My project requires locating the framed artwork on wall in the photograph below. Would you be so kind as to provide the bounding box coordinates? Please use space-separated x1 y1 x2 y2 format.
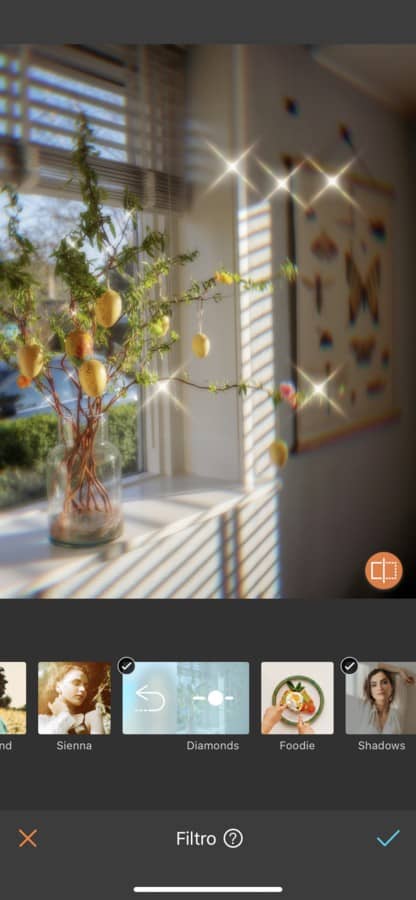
286 157 398 450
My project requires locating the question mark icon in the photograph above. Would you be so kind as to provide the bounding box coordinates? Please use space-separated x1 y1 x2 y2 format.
223 827 244 848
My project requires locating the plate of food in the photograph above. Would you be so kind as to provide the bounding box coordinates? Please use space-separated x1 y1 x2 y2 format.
272 675 324 725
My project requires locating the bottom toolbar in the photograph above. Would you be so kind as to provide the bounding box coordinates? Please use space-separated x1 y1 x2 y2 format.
2 809 411 899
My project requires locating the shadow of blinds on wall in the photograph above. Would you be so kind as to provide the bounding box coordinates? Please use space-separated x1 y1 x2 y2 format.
0 44 187 211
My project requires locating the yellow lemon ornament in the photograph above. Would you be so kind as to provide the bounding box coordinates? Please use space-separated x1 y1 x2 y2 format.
192 332 210 359
95 289 122 328
65 329 94 359
79 359 107 397
17 343 44 378
269 439 289 468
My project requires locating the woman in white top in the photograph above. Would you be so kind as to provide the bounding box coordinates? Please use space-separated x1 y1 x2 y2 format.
357 664 415 735
38 664 105 735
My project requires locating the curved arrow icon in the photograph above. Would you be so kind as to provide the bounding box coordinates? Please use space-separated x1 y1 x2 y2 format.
136 684 166 712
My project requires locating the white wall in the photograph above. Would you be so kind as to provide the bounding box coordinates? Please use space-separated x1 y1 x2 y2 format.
178 45 242 482
245 45 416 598
177 44 416 598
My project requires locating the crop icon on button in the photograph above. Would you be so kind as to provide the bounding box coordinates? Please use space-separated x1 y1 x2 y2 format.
365 552 403 590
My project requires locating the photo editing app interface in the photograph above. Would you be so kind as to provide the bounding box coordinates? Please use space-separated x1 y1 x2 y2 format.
2 599 416 899
1 32 416 900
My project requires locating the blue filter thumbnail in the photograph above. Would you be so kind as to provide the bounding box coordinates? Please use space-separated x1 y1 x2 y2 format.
122 662 249 735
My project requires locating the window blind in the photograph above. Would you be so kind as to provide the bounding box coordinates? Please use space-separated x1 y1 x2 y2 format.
0 44 187 211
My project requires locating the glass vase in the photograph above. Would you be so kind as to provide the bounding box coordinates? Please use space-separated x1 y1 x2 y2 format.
46 412 123 548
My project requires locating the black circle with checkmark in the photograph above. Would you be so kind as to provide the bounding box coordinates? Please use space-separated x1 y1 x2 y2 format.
340 657 358 675
117 657 136 675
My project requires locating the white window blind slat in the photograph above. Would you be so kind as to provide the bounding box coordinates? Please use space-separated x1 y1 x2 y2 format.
0 44 187 211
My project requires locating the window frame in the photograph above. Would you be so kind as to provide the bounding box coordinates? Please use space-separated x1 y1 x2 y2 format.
0 189 171 507
0 41 189 506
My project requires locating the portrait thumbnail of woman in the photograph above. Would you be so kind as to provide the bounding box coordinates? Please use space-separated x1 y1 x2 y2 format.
0 662 27 734
38 662 111 735
346 662 416 735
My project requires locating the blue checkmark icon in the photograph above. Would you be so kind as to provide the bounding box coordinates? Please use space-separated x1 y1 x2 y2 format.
377 829 400 848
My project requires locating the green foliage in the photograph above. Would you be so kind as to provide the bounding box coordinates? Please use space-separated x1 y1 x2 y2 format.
0 403 138 507
135 368 158 386
0 466 46 508
0 333 13 362
70 114 113 249
279 258 298 283
271 388 283 407
0 116 298 491
139 228 166 258
0 186 37 268
0 405 137 472
107 403 138 474
0 413 58 468
0 186 39 335
53 238 101 305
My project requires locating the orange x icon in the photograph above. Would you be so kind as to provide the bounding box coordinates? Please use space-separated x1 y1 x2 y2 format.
18 828 38 848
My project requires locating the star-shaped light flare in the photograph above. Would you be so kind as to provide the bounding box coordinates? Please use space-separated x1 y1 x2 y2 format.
306 156 359 208
295 364 348 418
255 155 361 212
136 364 190 417
206 142 258 193
256 157 308 207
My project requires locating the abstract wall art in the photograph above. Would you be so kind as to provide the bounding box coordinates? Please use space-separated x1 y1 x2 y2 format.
287 159 396 449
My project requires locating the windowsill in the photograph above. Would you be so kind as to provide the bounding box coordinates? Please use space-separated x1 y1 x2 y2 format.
0 473 282 599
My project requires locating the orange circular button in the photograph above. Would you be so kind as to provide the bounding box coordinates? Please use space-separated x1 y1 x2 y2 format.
365 551 403 590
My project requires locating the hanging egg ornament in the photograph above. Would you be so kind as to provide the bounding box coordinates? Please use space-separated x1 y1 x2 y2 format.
192 332 210 359
65 329 94 359
269 439 289 468
95 289 122 328
17 343 44 378
16 374 32 389
79 359 108 397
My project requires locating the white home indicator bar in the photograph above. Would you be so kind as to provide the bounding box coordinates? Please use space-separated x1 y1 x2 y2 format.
133 889 283 894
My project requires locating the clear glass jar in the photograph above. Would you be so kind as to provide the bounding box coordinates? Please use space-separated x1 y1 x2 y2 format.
46 413 123 547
